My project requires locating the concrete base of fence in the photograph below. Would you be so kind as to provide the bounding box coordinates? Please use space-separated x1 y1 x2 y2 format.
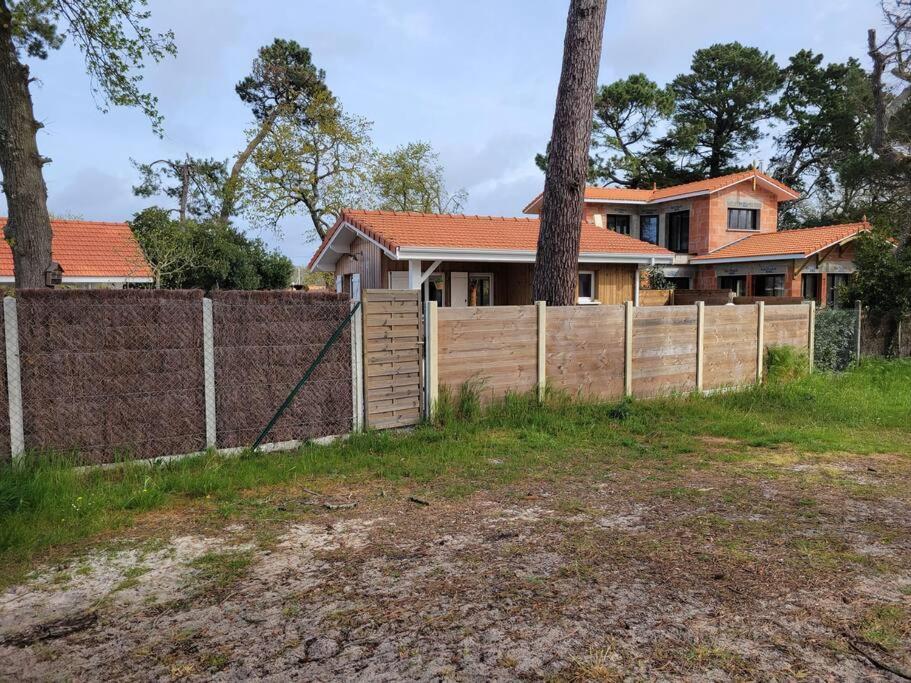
74 434 350 472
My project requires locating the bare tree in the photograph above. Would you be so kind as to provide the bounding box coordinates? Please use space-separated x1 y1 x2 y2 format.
868 0 911 248
532 0 608 305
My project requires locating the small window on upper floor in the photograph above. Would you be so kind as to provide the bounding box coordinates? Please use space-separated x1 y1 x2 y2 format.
606 215 630 235
728 208 759 230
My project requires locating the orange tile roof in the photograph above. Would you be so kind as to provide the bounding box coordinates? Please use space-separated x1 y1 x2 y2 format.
310 209 672 268
0 218 153 279
522 169 799 213
690 223 868 262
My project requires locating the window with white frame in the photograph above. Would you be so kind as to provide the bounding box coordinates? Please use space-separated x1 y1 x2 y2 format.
577 271 596 303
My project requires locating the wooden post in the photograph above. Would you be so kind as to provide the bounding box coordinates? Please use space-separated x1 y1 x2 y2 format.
3 297 24 463
424 300 439 418
624 300 634 397
807 300 816 372
695 301 705 392
756 301 765 384
855 300 862 362
536 300 546 402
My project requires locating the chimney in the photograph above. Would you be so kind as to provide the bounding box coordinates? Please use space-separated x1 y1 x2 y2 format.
593 214 605 228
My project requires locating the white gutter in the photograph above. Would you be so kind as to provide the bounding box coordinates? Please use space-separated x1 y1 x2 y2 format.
690 254 804 265
0 276 154 284
395 247 673 264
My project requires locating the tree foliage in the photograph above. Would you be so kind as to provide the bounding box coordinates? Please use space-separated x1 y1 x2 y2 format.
668 42 782 178
8 0 176 133
373 142 467 213
244 93 374 239
131 156 227 222
129 207 292 291
843 231 911 317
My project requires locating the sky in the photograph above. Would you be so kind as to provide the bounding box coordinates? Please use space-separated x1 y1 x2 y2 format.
1 0 886 266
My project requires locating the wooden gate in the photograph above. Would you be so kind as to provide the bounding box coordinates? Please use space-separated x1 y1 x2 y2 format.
362 289 423 429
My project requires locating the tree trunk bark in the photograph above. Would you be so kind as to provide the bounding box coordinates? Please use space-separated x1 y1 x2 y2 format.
532 0 607 305
0 1 53 288
219 108 280 223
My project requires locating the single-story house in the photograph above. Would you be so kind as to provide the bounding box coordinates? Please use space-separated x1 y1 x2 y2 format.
0 218 153 287
308 209 674 306
690 222 868 306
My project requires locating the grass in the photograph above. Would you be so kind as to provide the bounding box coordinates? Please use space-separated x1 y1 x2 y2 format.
0 358 909 587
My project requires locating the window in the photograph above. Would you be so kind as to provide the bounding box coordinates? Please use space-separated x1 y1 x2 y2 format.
827 273 850 308
577 271 596 303
728 208 759 230
666 276 691 290
606 214 631 235
667 211 690 253
640 215 658 244
754 274 785 297
468 274 492 306
424 273 445 306
801 274 820 302
718 275 746 296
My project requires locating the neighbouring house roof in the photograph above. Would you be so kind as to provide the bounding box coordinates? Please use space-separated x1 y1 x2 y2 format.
690 222 869 264
309 209 674 271
522 169 800 213
0 218 154 283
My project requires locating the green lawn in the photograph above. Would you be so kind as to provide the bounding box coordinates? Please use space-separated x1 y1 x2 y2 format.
1 358 909 587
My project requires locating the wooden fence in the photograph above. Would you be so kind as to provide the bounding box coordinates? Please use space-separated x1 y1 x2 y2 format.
362 289 423 429
425 301 813 406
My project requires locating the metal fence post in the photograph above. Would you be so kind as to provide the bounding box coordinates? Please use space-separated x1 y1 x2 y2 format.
424 300 438 419
808 300 816 372
352 299 365 430
202 298 217 449
756 301 765 384
624 300 634 397
855 300 862 362
695 301 705 392
535 301 546 403
3 297 24 463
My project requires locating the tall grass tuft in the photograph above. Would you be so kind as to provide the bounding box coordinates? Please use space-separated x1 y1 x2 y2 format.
765 345 810 384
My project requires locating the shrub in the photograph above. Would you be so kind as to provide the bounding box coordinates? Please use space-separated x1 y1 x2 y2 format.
814 308 857 371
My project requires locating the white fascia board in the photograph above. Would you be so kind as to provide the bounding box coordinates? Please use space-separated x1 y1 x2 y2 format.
396 247 672 265
310 221 397 272
583 198 649 206
64 276 155 284
691 254 802 265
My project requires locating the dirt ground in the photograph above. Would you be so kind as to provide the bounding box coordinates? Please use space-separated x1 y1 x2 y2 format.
1 445 910 681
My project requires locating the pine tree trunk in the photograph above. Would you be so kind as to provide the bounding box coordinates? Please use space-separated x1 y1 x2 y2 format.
0 1 54 288
532 0 607 305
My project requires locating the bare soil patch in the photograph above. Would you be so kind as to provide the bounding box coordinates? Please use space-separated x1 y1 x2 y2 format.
1 448 910 681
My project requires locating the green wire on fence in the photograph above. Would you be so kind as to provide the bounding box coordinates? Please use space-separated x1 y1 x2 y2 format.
251 301 361 452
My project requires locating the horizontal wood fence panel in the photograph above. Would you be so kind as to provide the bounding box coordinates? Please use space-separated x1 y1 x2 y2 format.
545 305 626 399
438 305 537 401
764 305 810 352
363 290 423 429
703 305 759 390
632 306 697 398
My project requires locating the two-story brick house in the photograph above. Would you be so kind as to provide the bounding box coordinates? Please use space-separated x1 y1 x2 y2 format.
523 169 867 306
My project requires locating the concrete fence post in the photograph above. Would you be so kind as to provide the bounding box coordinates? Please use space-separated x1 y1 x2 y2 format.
756 301 765 384
202 298 217 449
535 301 546 403
3 297 25 463
695 301 705 392
808 300 816 372
423 300 438 419
855 300 863 362
351 299 365 430
624 300 634 397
